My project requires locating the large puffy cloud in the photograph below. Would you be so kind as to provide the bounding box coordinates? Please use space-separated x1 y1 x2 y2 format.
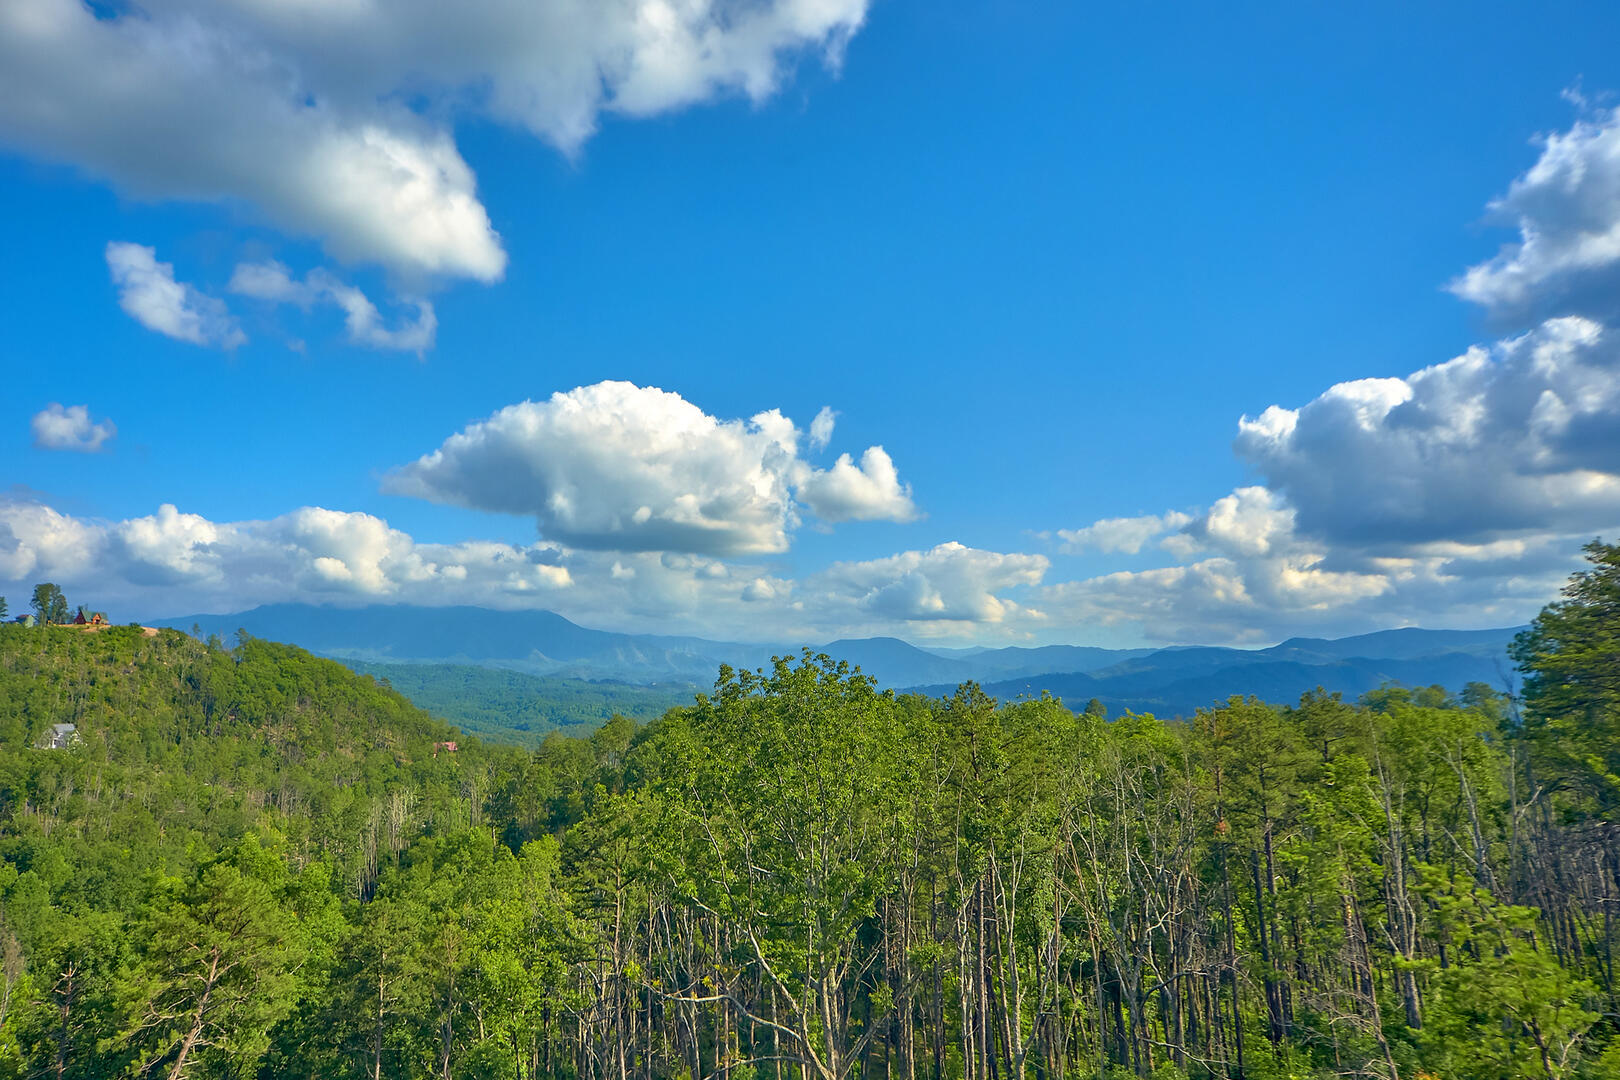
6 6 503 282
1093 105 1620 643
147 0 867 149
384 381 918 555
1234 316 1620 547
1040 313 1620 643
386 383 805 555
116 504 227 586
31 404 116 453
0 0 867 281
1450 105 1620 323
106 243 244 348
1048 309 1620 644
0 500 99 583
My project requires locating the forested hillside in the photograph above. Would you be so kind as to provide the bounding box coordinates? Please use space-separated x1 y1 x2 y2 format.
1 546 1619 1079
346 661 695 745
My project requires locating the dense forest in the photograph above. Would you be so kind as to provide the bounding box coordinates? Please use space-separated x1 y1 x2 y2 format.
1 544 1619 1079
344 661 694 746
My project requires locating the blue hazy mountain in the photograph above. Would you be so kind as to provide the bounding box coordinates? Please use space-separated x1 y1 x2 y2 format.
1269 626 1519 661
152 606 1151 687
151 604 1524 717
912 626 1524 716
153 604 769 683
920 643 1159 677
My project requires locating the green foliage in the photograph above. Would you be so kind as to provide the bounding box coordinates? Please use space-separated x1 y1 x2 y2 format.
29 583 67 625
10 911 129 1080
347 660 694 745
1513 540 1620 810
0 550 1617 1079
119 837 318 1078
1419 868 1599 1080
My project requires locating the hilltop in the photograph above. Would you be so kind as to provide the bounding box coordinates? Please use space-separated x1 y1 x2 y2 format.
0 622 517 888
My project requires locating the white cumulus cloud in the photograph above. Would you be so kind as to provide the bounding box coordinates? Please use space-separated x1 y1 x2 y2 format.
384 381 918 555
1195 488 1296 558
106 242 244 348
797 446 918 524
1234 316 1620 547
0 497 576 612
0 496 1053 642
0 500 98 583
811 542 1047 623
1044 311 1620 643
31 403 116 453
1451 104 1620 323
1054 302 1620 644
0 0 867 282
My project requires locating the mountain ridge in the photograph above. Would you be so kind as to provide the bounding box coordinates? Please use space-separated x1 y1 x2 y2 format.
150 603 1526 719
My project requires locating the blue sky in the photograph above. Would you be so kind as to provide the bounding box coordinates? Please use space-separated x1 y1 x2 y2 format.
5 0 1620 646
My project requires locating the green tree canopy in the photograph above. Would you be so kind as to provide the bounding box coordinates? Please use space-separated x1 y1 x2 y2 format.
1511 540 1620 810
30 583 67 625
120 838 316 1079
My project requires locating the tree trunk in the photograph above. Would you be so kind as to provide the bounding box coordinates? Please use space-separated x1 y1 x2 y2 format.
166 947 220 1080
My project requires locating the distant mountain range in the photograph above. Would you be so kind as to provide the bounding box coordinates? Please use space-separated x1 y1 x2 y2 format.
152 604 1526 720
152 604 1159 688
910 629 1523 717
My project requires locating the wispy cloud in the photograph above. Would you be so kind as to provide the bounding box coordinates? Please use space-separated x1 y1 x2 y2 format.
1056 511 1194 555
230 261 436 353
105 242 243 348
809 406 838 451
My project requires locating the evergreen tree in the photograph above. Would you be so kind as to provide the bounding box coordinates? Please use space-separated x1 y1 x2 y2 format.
1512 539 1620 811
119 839 312 1079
